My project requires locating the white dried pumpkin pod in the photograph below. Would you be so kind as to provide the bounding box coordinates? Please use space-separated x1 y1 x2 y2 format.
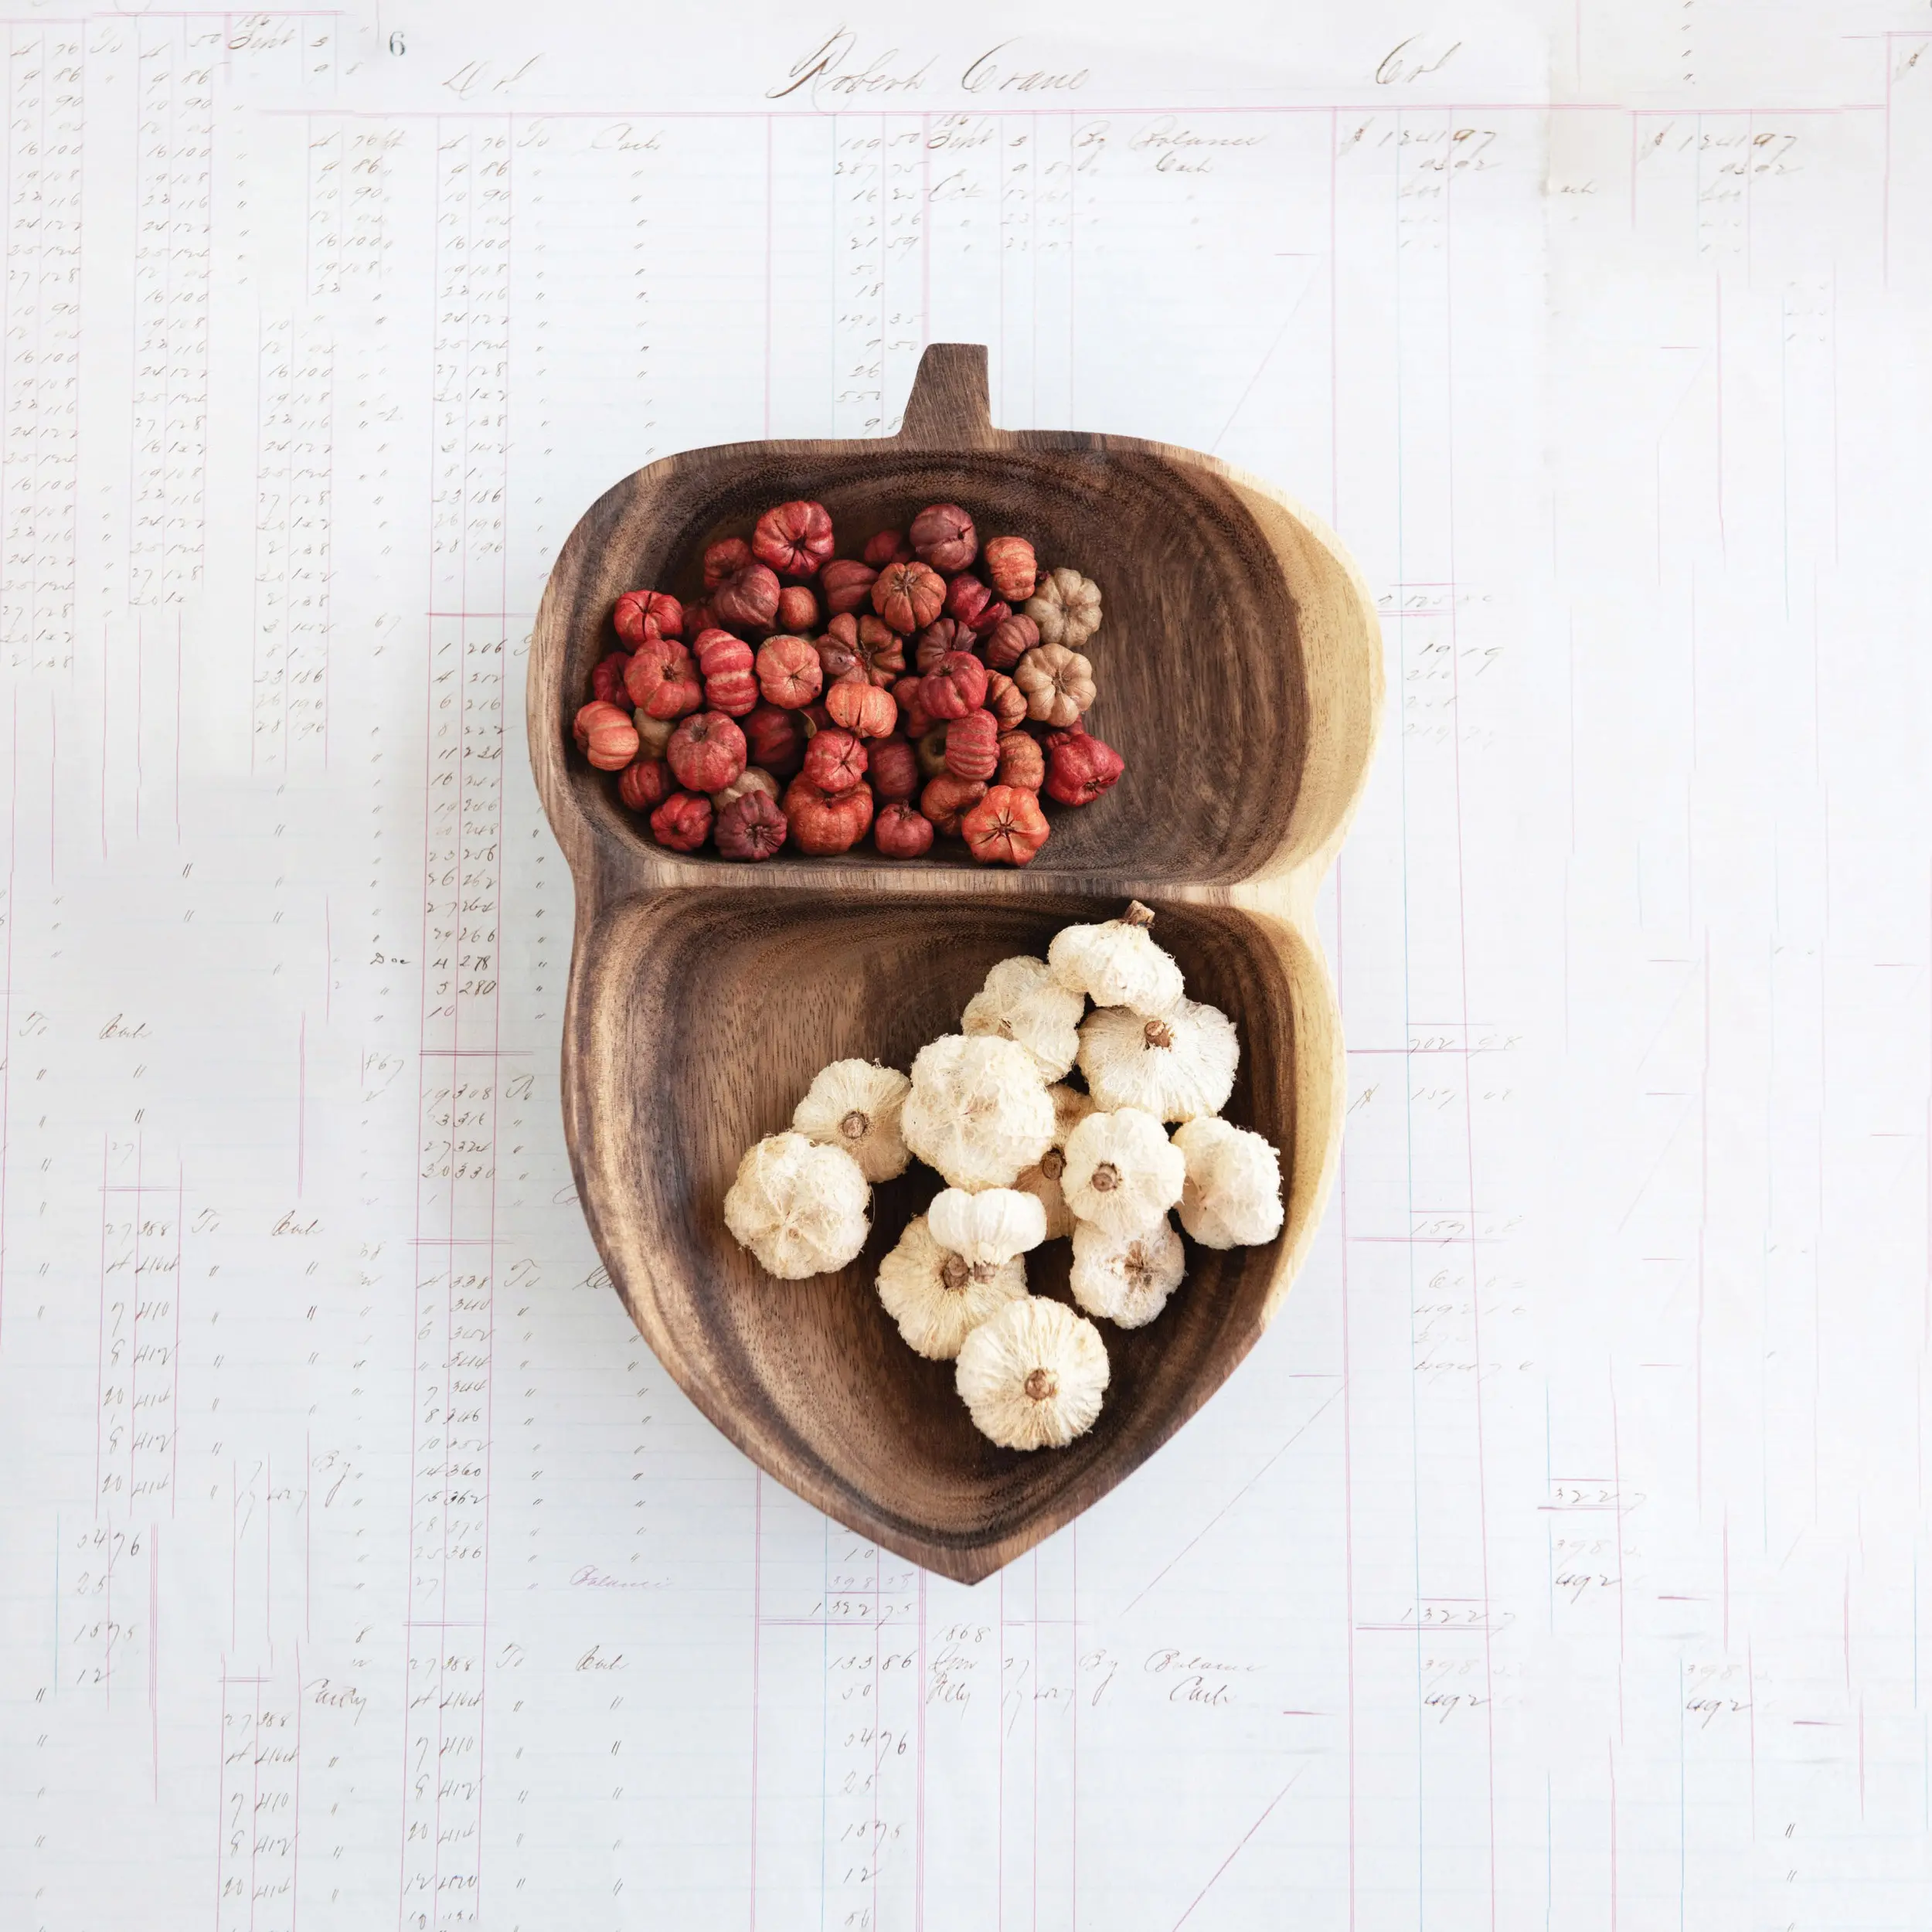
1077 997 1238 1123
955 1296 1110 1450
900 1033 1055 1192
1069 1215 1186 1328
927 1186 1048 1266
1022 566 1102 651
1172 1116 1284 1249
961 954 1086 1080
791 1058 912 1182
1047 902 1184 1014
723 1131 870 1279
1061 1107 1185 1237
876 1214 1026 1360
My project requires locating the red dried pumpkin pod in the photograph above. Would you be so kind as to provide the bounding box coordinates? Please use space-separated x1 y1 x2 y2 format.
714 789 789 862
968 597 1009 638
801 726 869 796
852 615 906 685
873 801 934 859
713 563 783 634
1043 726 1124 806
915 724 951 781
820 557 879 617
776 584 820 634
920 651 987 722
576 700 640 770
591 651 632 706
783 777 874 856
751 499 835 580
995 730 1046 791
625 636 702 719
983 611 1039 672
962 784 1050 866
649 790 713 853
918 773 985 839
984 670 1028 732
814 631 862 684
864 528 915 568
685 599 717 634
910 502 978 573
943 573 993 628
981 536 1037 603
915 617 975 674
743 704 807 779
756 634 823 710
871 560 946 634
867 736 919 802
618 757 674 812
826 678 898 740
702 537 753 590
666 711 747 794
945 709 1000 784
695 629 759 717
614 589 683 645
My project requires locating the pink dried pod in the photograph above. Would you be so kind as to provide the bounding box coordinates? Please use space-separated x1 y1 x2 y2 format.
981 536 1037 603
915 617 976 674
867 736 919 802
756 634 824 710
751 499 835 579
666 711 748 794
649 790 713 852
871 560 946 634
576 701 640 770
713 562 783 634
910 502 978 574
1043 726 1124 806
783 777 874 855
945 709 1000 784
995 731 1045 791
714 790 789 862
863 529 915 569
873 801 934 859
983 611 1039 672
801 726 869 797
618 758 673 812
820 557 879 617
624 638 702 721
825 678 898 740
743 704 807 779
984 670 1028 732
591 652 632 706
696 629 759 717
920 651 988 722
614 589 683 645
775 584 820 634
702 537 753 589
918 774 985 839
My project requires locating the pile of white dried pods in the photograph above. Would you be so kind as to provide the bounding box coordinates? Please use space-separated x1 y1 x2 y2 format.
721 903 1286 1451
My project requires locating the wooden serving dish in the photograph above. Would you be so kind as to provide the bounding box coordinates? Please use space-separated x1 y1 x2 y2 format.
528 344 1381 1583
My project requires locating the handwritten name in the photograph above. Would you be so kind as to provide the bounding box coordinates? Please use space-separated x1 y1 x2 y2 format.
769 32 1087 107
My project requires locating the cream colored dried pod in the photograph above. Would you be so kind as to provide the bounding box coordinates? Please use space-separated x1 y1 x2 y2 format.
1061 1107 1185 1238
954 1296 1111 1451
1014 1145 1075 1240
1172 1116 1285 1249
1046 902 1184 1014
962 955 1085 1080
1022 566 1102 650
927 1186 1047 1266
635 713 676 758
900 1033 1055 1191
791 1058 912 1183
1077 997 1238 1124
722 1131 870 1280
711 765 781 811
876 1214 1026 1361
1070 1216 1186 1329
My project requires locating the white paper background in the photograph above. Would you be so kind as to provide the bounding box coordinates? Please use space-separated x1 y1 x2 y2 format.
2 2 1930 1924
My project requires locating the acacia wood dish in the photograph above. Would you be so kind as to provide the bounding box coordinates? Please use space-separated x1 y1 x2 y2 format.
528 344 1382 1583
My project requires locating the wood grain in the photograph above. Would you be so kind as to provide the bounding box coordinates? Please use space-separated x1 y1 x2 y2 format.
527 344 1383 1583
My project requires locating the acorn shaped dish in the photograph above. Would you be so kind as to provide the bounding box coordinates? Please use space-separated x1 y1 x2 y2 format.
528 344 1382 1583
